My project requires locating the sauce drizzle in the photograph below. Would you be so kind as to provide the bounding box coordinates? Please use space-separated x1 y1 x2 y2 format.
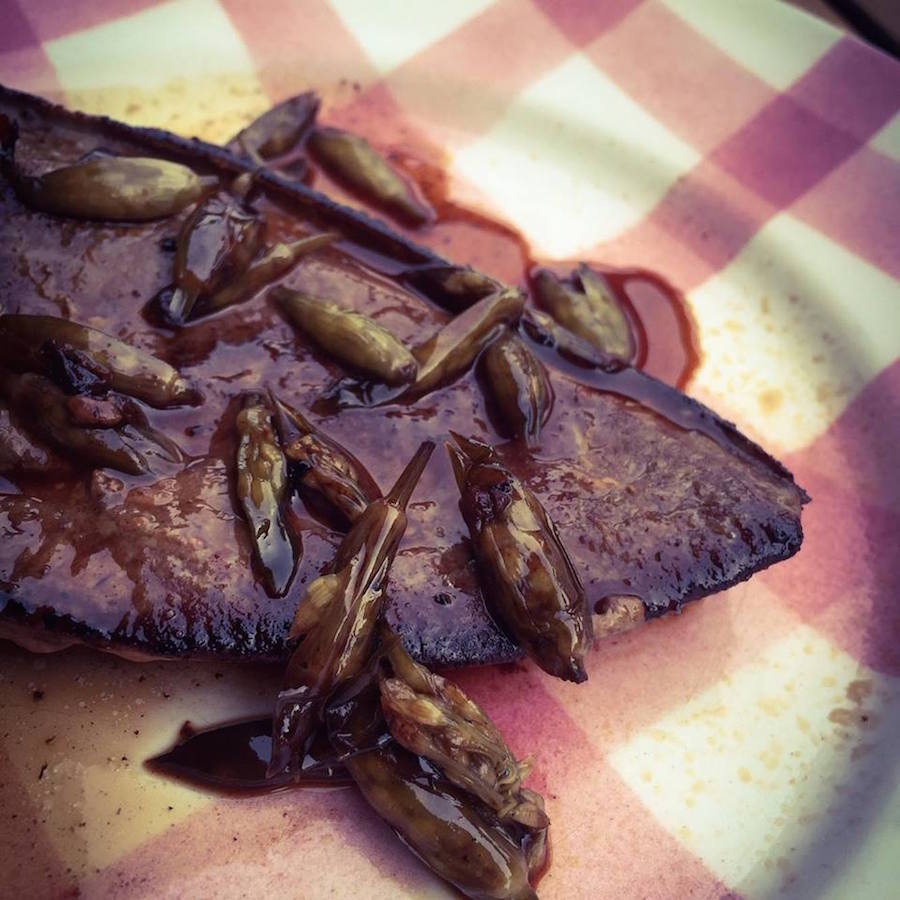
146 716 350 795
313 144 701 390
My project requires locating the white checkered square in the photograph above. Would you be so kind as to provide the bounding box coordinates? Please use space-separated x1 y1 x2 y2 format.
328 0 496 75
662 0 839 90
44 0 264 141
609 624 900 899
688 212 900 452
452 53 700 257
870 112 900 163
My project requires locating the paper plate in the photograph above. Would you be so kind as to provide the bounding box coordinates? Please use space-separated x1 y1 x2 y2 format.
1 1 898 898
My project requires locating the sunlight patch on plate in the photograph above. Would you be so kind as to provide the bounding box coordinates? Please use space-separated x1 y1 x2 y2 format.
608 623 900 899
661 0 839 90
0 643 284 876
44 0 266 142
45 0 256 91
688 212 900 452
451 53 700 257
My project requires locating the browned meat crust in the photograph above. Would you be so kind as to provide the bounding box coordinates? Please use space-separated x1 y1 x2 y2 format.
0 85 807 667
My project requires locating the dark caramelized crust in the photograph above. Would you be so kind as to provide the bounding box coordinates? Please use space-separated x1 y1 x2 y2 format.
0 86 807 667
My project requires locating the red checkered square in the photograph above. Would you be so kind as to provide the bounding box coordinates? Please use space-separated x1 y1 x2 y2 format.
594 158 776 292
649 159 777 274
790 37 900 143
711 93 860 209
0 45 61 99
532 0 642 47
792 146 900 280
710 37 899 210
219 0 379 102
1 0 41 53
0 0 60 97
587 0 775 154
321 81 409 144
785 359 899 514
586 213 712 293
20 0 157 43
384 0 574 141
83 788 450 897
761 360 900 675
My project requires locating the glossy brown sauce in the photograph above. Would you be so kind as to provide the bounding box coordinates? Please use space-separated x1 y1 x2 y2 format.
310 149 782 494
146 716 350 794
311 146 700 389
305 138 793 511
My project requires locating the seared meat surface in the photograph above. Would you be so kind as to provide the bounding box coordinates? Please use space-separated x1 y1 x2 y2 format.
0 86 807 666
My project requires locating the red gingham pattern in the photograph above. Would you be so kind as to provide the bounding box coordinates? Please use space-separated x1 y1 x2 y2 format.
760 360 900 676
587 2 776 154
380 0 577 140
17 0 159 43
792 145 900 278
1 1 898 897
